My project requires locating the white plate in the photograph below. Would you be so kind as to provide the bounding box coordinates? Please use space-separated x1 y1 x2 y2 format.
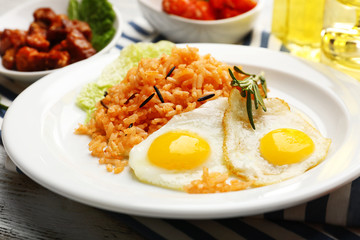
0 0 123 82
2 44 360 219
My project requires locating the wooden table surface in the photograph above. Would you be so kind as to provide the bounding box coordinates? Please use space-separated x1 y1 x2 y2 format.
0 161 144 239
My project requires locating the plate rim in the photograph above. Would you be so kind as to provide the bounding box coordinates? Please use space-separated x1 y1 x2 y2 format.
2 44 360 219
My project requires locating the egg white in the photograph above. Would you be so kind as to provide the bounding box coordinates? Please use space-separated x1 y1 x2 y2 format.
129 97 229 191
223 89 331 186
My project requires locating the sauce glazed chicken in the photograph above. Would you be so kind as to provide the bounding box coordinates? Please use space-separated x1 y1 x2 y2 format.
0 8 96 72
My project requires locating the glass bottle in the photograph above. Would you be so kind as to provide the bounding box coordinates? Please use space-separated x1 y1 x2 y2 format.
272 0 326 61
321 0 360 80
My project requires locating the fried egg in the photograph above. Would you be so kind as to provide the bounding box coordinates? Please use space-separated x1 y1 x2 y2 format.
128 97 229 191
223 89 331 186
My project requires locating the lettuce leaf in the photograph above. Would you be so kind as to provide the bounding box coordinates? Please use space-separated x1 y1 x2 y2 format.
67 0 115 51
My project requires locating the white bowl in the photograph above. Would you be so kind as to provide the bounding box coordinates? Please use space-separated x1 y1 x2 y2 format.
0 0 123 82
137 0 262 43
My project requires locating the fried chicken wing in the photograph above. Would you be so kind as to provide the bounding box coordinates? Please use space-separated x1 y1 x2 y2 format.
52 39 68 52
33 8 57 26
0 29 27 56
1 7 96 71
15 46 70 71
47 49 71 69
47 14 70 42
2 48 17 69
15 46 44 71
26 22 50 51
66 29 96 62
47 15 93 43
71 20 92 41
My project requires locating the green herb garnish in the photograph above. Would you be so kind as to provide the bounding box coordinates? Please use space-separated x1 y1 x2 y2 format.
68 0 116 51
228 66 267 130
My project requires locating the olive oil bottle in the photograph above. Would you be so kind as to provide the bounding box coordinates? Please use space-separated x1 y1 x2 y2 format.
271 0 288 42
321 0 360 80
272 0 326 61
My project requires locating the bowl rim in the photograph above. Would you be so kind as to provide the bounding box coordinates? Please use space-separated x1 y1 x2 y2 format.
138 0 263 25
0 0 123 80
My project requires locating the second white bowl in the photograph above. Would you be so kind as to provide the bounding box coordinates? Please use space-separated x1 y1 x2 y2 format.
137 0 263 43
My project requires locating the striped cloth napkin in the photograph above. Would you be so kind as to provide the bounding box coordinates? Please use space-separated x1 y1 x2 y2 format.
1 17 360 239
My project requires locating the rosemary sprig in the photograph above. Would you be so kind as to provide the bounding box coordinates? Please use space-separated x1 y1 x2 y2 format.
228 66 267 130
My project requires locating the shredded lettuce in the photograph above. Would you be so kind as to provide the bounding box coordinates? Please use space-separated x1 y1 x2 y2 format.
76 41 175 122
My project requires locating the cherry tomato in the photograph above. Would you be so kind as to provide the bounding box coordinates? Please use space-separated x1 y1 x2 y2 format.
209 0 225 9
163 0 215 20
219 7 243 19
162 0 257 20
162 0 191 16
190 1 216 20
224 0 257 13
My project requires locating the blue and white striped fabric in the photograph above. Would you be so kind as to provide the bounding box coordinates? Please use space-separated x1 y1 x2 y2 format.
1 17 360 239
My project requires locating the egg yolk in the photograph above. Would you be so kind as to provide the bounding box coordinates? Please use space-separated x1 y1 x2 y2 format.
147 131 210 170
260 128 315 165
